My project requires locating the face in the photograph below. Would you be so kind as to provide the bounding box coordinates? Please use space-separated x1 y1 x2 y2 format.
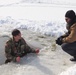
65 17 71 24
14 33 21 42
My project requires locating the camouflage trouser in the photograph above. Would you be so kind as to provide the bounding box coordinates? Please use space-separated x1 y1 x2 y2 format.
61 42 76 57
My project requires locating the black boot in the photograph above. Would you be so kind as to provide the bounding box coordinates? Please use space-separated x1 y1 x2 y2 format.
5 59 11 64
70 56 76 61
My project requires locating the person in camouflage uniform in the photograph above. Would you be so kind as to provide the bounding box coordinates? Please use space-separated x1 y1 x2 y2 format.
5 29 39 63
56 10 76 61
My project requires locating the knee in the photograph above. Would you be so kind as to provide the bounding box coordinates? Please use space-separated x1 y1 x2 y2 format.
61 44 68 51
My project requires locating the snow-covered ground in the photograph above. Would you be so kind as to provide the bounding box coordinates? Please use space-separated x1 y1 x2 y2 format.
0 30 75 75
0 16 66 37
0 4 76 37
0 0 76 6
59 65 76 75
0 0 76 75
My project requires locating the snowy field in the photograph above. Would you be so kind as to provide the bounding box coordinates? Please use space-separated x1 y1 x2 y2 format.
0 0 76 75
0 5 76 37
0 0 76 6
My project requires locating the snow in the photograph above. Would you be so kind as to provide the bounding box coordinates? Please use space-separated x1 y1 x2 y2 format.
0 4 71 37
0 0 76 75
0 0 21 5
59 65 76 75
0 51 55 75
0 16 67 37
0 0 76 6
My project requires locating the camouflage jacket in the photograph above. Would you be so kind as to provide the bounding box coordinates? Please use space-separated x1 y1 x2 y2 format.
5 37 34 61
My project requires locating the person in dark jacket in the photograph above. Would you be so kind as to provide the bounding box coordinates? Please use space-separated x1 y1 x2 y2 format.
5 29 39 63
56 10 76 61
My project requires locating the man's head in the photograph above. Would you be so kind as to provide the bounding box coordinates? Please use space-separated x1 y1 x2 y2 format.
65 10 76 24
12 29 21 41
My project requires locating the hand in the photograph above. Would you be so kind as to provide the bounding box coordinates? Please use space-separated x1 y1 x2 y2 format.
35 49 39 54
56 37 63 45
16 56 20 62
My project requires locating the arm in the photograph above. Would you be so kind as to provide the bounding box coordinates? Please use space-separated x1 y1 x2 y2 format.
61 32 70 38
21 38 35 53
5 41 16 61
62 24 76 43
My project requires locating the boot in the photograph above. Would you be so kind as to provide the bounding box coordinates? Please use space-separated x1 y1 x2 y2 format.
70 56 76 61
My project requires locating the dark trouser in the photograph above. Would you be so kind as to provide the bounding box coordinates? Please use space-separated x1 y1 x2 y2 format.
61 42 76 57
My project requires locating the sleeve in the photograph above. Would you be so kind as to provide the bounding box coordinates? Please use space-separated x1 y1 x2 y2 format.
61 32 69 38
5 41 16 61
62 24 76 43
21 38 35 53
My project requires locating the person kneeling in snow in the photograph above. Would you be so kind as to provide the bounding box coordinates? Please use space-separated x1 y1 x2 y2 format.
5 29 39 64
56 10 76 61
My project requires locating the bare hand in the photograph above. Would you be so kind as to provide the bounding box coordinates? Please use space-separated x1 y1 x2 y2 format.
35 49 39 54
16 56 20 62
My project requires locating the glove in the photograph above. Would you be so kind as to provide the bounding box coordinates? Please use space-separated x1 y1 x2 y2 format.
56 37 63 45
16 56 20 62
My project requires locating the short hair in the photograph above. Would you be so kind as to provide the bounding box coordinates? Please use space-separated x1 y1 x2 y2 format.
12 29 21 36
65 10 76 20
